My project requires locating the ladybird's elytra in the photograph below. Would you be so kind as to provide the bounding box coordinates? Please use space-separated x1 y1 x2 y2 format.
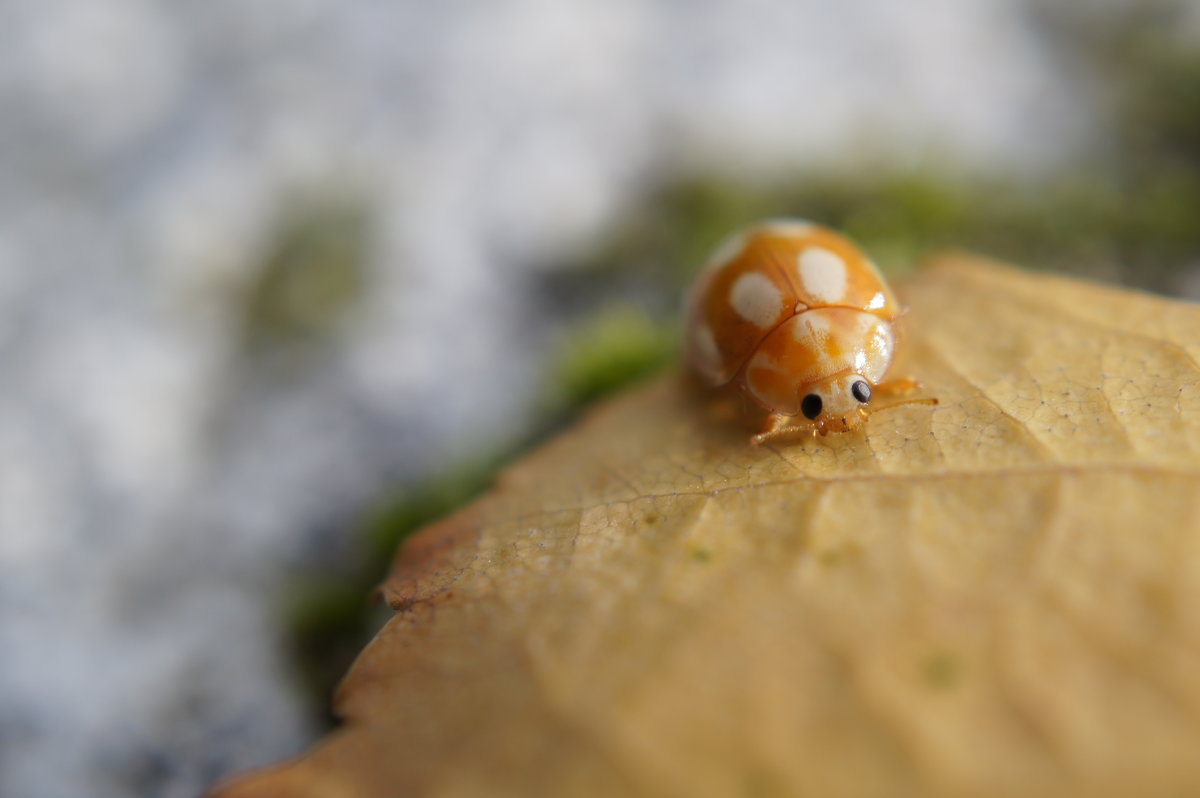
684 219 935 444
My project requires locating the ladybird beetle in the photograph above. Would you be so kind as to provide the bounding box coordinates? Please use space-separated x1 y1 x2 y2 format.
685 219 935 444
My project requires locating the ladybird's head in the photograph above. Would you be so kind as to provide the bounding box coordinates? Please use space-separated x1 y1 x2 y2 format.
797 373 874 434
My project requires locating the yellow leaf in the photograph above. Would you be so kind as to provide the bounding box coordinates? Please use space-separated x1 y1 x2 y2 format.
215 255 1200 798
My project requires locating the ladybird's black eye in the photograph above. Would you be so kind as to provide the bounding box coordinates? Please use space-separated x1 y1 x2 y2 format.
852 380 872 404
801 393 823 420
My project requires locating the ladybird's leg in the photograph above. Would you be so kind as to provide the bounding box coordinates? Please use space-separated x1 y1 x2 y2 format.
750 413 816 446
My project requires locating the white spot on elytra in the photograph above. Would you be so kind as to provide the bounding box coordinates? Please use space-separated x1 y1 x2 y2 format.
792 311 831 346
747 349 785 376
791 312 836 371
798 247 848 304
867 291 887 310
730 272 783 328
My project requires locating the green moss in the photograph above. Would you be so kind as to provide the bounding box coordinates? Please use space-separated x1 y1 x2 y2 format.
241 199 371 346
549 305 678 412
362 459 502 564
284 578 381 721
581 134 1200 297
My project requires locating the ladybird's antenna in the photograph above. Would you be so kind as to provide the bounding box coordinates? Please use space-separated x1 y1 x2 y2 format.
864 396 939 417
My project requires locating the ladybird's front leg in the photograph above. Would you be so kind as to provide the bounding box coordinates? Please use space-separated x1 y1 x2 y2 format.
750 413 816 447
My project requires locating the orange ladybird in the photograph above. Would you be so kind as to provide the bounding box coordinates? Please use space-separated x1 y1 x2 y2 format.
685 219 935 444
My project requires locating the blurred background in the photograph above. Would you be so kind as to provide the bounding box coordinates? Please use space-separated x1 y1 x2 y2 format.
2 1 1199 796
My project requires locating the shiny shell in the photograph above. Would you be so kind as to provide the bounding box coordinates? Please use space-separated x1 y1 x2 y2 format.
685 220 900 418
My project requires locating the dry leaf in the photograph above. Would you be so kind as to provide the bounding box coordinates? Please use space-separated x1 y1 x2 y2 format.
215 254 1200 798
